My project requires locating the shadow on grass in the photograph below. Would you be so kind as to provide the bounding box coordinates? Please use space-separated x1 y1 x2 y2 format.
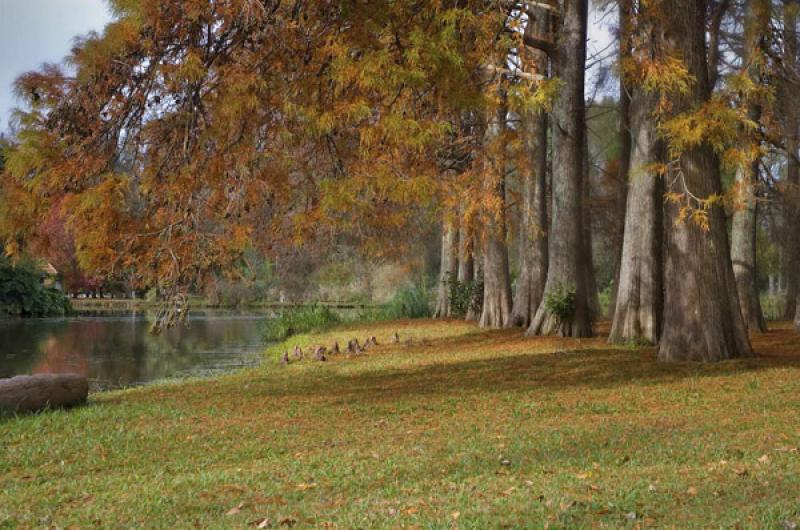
247 326 800 404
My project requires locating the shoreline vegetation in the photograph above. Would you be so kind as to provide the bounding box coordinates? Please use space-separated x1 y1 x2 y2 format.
2 319 799 528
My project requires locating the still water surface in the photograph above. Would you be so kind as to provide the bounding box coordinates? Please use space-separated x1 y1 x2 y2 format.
0 311 267 390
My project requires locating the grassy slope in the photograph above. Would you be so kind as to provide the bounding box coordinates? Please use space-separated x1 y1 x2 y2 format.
1 320 799 529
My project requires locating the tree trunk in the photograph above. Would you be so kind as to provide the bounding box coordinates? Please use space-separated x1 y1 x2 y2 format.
479 106 513 328
511 111 549 327
731 0 768 333
795 292 800 331
609 89 663 345
583 132 600 319
731 158 768 332
657 0 753 362
457 226 474 283
434 217 459 318
783 0 800 320
609 0 633 318
527 0 592 337
511 14 549 328
0 374 89 413
465 258 482 321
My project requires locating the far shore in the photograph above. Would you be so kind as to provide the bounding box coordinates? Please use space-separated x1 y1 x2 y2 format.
68 298 380 312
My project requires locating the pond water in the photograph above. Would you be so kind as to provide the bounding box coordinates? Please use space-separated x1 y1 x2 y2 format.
0 311 268 390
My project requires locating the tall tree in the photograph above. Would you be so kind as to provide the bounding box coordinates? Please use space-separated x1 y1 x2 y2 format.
609 0 633 318
434 216 459 318
730 0 769 333
657 0 753 361
458 221 475 284
479 102 513 328
609 86 663 344
528 0 593 337
783 0 800 320
511 9 550 328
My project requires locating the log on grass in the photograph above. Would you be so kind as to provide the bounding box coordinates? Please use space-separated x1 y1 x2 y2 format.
0 374 89 413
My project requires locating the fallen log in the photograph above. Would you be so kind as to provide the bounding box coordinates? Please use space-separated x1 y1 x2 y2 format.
0 374 89 413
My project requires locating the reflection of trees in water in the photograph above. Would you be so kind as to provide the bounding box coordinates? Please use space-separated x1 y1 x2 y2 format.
0 320 72 377
0 314 265 388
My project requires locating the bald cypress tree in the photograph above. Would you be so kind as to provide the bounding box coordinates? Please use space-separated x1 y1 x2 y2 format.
657 0 753 361
527 0 593 337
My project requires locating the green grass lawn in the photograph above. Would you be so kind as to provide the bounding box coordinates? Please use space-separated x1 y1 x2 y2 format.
2 319 799 529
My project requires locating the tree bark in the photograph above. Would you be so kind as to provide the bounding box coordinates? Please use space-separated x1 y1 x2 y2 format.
609 0 633 318
511 112 549 327
731 0 768 333
795 292 800 331
583 131 600 319
457 225 474 283
609 89 663 345
465 257 482 321
783 0 800 320
731 158 768 332
527 0 592 337
434 216 459 318
479 106 513 328
0 374 89 413
657 0 753 362
511 12 550 328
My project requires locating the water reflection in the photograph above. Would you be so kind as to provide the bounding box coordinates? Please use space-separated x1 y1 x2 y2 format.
0 311 267 390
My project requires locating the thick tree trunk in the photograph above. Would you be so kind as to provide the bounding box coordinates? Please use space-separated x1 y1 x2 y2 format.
658 0 753 362
511 12 550 328
527 0 592 337
0 374 89 413
479 106 513 328
510 117 548 328
510 112 548 327
609 89 663 344
434 217 459 318
783 1 800 320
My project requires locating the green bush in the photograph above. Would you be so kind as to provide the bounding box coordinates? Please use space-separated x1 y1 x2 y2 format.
263 304 341 341
544 285 576 326
0 257 71 317
447 273 483 318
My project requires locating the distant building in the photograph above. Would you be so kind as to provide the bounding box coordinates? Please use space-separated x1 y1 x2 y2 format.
35 260 63 291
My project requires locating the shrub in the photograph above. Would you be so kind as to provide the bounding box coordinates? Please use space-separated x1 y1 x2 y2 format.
0 257 71 317
447 273 483 319
544 285 576 326
263 304 341 341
